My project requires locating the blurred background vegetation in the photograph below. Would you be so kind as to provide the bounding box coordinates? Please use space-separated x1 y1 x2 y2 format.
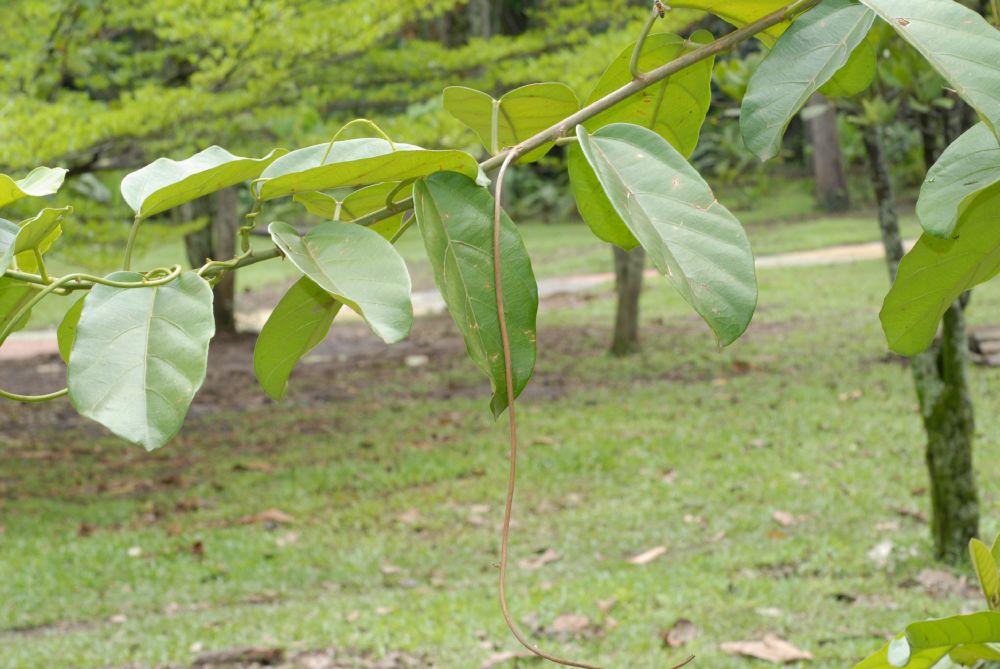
0 0 938 272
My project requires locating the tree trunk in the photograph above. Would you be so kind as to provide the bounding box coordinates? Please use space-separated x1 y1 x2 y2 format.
610 246 645 357
863 123 979 564
467 0 492 38
183 188 239 335
805 94 851 212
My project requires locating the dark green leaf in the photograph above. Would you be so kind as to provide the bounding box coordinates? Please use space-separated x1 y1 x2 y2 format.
907 612 1000 649
860 0 1000 136
57 296 85 364
122 146 285 218
268 221 412 344
585 31 714 159
413 172 538 417
567 145 639 249
881 184 1000 355
443 82 580 162
576 123 757 346
255 139 480 202
918 124 1000 238
67 272 215 450
742 0 875 161
0 167 67 209
254 277 342 401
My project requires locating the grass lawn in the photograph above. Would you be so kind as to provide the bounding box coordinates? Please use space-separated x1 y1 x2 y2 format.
2 228 999 667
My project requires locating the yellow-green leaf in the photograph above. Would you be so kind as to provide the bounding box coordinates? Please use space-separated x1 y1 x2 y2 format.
584 30 715 159
0 167 67 209
443 82 580 162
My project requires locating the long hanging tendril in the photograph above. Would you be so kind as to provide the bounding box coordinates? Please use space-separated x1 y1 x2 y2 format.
491 150 693 669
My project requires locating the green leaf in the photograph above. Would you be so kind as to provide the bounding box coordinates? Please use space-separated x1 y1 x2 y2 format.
576 123 757 346
907 613 1000 649
121 146 286 219
949 644 1000 664
67 272 215 450
14 207 72 273
255 139 479 202
57 296 85 364
0 219 18 274
971 539 1000 610
860 0 1000 137
819 34 877 98
742 0 875 161
917 124 1000 238
0 277 34 344
0 167 68 209
567 145 639 249
854 635 952 669
584 31 715 159
880 184 1000 355
254 277 342 401
993 534 1000 565
293 183 409 240
268 221 412 344
413 172 538 418
443 82 580 162
669 0 791 44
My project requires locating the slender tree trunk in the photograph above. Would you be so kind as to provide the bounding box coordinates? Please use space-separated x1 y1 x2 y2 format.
467 0 492 38
805 94 851 212
863 124 979 564
183 188 239 335
610 246 645 357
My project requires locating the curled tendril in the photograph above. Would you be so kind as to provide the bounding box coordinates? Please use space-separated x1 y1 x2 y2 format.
0 265 184 403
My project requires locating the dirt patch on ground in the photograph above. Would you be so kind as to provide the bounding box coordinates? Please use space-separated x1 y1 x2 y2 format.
113 646 431 669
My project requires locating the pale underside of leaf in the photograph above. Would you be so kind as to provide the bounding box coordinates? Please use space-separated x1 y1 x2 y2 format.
918 123 1000 238
860 0 1000 137
268 221 412 344
68 272 215 450
742 0 875 161
576 123 757 346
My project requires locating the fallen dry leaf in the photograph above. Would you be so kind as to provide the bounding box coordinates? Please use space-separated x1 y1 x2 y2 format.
661 618 699 648
550 613 591 638
597 598 618 613
894 507 929 523
627 546 668 565
720 635 813 663
396 509 421 525
238 509 296 526
381 564 403 575
867 540 894 568
479 651 536 668
192 647 285 666
275 532 299 547
772 511 796 527
916 568 977 600
518 548 561 570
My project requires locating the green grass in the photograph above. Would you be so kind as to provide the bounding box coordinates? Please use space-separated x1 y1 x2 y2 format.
3 244 1000 668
